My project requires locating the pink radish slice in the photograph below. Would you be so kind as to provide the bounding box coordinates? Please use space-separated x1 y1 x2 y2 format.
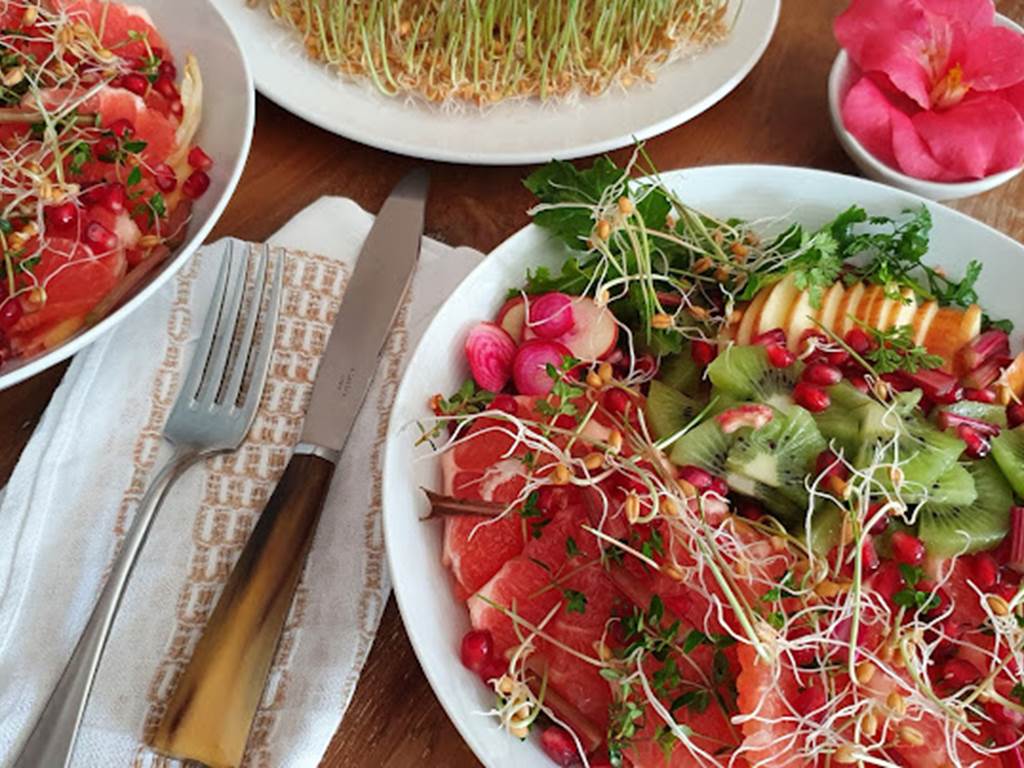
560 298 618 361
527 292 575 339
496 296 526 343
465 322 517 392
513 340 573 396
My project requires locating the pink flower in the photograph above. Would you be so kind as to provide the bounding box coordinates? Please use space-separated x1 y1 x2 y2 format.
835 0 1024 181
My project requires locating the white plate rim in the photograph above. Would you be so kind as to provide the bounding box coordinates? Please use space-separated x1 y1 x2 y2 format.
212 0 780 165
0 2 255 391
383 164 1024 768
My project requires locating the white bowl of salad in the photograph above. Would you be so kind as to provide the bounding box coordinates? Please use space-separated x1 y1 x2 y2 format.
0 0 253 390
384 159 1024 768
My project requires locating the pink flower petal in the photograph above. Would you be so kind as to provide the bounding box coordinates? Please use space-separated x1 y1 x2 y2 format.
961 26 1024 91
842 75 899 167
912 93 1024 178
918 0 994 29
890 109 954 180
835 0 934 108
1004 81 1024 118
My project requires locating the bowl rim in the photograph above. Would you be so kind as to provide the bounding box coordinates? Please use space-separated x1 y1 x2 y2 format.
383 163 1024 768
827 15 1024 197
0 0 256 391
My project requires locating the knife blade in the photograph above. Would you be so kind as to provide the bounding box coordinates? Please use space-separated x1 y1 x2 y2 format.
148 169 429 768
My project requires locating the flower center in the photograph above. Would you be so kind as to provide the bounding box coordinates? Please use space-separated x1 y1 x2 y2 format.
930 63 971 109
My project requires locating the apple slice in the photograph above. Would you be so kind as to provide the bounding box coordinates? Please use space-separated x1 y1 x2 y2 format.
854 285 887 329
889 288 917 330
998 352 1024 404
836 282 865 335
496 296 526 342
785 290 816 351
736 289 769 345
815 283 845 336
757 273 800 337
912 301 939 346
560 297 618 360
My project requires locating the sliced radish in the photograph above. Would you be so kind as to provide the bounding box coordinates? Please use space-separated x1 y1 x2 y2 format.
560 297 618 360
513 339 573 396
526 291 575 339
496 296 526 343
465 322 517 392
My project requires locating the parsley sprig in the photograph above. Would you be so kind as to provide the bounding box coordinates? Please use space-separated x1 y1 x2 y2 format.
857 322 944 375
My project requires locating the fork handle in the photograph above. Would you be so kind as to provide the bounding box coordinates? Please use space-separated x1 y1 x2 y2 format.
148 451 335 768
13 446 200 768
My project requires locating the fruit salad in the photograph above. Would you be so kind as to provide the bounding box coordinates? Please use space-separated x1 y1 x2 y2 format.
0 0 211 364
420 155 1024 767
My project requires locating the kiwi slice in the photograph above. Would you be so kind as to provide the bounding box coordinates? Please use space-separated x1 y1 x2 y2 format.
917 462 977 506
705 345 800 408
806 501 846 557
942 400 1008 428
814 407 862 459
827 381 874 412
918 458 1013 557
645 380 705 445
725 405 826 520
991 428 1024 497
669 415 734 473
657 346 706 398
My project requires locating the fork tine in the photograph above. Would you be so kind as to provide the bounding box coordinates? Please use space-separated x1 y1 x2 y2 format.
238 245 283 419
195 242 248 405
179 246 233 402
221 245 269 408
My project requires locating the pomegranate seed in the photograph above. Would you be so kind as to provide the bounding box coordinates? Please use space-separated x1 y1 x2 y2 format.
707 476 729 497
803 362 843 386
182 169 211 199
169 98 184 118
491 394 518 415
678 465 714 491
716 403 774 434
459 629 493 673
691 339 717 367
634 353 656 378
815 449 848 479
1009 402 1024 429
794 685 826 715
153 163 177 192
965 387 997 403
0 298 23 331
108 118 134 139
861 537 880 572
602 388 630 415
872 561 906 604
188 145 214 171
940 658 981 688
890 530 926 566
798 329 827 353
766 343 796 368
866 502 889 534
44 202 77 231
158 59 177 80
844 327 872 355
752 328 787 347
95 136 118 161
986 700 1024 728
540 727 578 767
957 424 991 458
971 552 1000 591
84 220 118 252
154 75 178 100
479 656 506 683
849 375 870 394
995 580 1020 602
793 381 830 412
100 182 126 214
826 348 850 367
554 414 576 430
120 73 148 96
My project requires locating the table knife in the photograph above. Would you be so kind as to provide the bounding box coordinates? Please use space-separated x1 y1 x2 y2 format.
147 169 429 768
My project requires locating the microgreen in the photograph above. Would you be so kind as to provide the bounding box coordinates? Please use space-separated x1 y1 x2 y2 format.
562 588 587 614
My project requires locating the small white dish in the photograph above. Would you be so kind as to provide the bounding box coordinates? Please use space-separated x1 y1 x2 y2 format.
211 0 779 165
383 165 1024 768
0 0 254 392
828 15 1024 202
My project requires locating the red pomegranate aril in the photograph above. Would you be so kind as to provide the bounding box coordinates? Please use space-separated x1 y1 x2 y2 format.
803 362 843 386
752 328 786 347
793 381 830 412
866 502 889 534
971 552 1000 591
707 476 729 497
95 135 118 161
158 59 177 80
169 98 183 118
937 409 1001 437
603 387 631 415
100 182 126 214
459 629 493 673
678 465 714 491
844 327 872 355
826 348 851 367
108 118 134 139
0 298 23 331
815 449 848 479
872 561 906 604
965 387 997 403
154 75 178 100
153 163 177 192
491 394 518 416
188 145 214 171
120 73 148 96
861 537 880 572
957 424 991 458
766 343 796 368
479 656 506 683
1009 402 1024 429
940 658 981 688
540 726 579 767
44 201 77 230
849 375 870 394
84 220 117 252
182 169 211 199
691 339 717 367
794 685 826 716
634 353 656 378
890 530 926 566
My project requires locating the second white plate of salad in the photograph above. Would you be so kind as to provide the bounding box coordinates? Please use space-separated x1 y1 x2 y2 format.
385 162 1024 768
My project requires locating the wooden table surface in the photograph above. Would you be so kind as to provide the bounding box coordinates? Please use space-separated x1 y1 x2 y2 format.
2 0 1023 765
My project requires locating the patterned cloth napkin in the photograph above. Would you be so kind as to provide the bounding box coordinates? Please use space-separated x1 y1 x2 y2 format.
0 198 483 767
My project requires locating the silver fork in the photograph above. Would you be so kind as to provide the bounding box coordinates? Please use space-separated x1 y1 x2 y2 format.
13 239 283 768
